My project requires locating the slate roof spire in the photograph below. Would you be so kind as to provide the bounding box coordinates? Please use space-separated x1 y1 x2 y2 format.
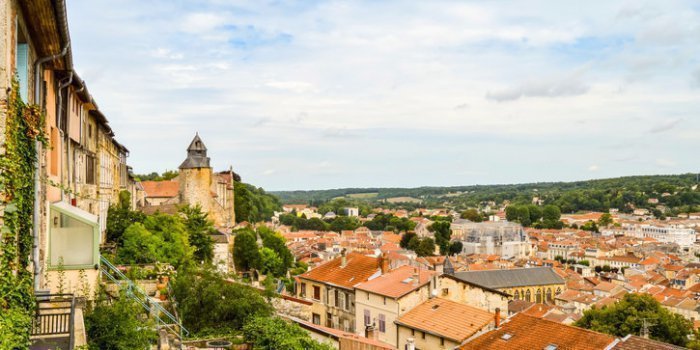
444 255 455 276
179 132 211 169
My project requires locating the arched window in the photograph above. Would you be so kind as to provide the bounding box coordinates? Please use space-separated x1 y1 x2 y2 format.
546 288 553 302
525 290 531 302
555 287 562 295
536 288 542 303
514 290 520 300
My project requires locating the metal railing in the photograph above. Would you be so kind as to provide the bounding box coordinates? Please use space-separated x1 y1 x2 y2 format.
31 293 76 349
100 256 189 340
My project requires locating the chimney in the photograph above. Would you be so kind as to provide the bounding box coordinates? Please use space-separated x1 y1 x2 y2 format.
429 276 436 299
494 308 501 329
406 338 416 350
341 249 347 268
380 252 389 274
412 268 419 287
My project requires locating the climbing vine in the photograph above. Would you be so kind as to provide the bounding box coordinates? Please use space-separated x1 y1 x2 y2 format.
0 76 46 349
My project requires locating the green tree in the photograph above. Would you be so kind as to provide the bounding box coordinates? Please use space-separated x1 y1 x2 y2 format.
598 213 613 227
329 216 361 232
407 235 421 251
415 237 436 257
400 232 417 249
429 221 452 254
118 223 164 264
106 191 145 245
85 292 156 349
575 293 693 346
527 204 543 223
235 182 282 223
243 316 334 350
259 247 284 277
179 205 215 264
542 205 562 228
448 241 463 256
233 229 261 272
258 226 294 273
172 267 273 334
143 213 193 267
460 209 483 222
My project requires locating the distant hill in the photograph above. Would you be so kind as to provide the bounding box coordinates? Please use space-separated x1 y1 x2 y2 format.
271 174 700 214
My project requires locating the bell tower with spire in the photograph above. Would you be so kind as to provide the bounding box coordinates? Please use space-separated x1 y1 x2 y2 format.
179 133 214 214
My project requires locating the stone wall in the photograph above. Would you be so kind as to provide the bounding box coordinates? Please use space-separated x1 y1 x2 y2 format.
272 295 312 321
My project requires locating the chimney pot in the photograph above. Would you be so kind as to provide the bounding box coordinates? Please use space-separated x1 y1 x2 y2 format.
494 308 501 329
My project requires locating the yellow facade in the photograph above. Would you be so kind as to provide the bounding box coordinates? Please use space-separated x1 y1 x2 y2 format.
505 283 565 304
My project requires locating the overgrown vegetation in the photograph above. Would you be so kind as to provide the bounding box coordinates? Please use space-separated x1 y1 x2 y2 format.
84 290 157 349
575 293 700 348
243 316 334 350
0 77 45 348
107 195 216 269
232 226 296 278
172 267 273 336
234 182 282 223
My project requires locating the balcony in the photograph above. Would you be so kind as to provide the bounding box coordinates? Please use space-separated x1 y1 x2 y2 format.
29 293 82 350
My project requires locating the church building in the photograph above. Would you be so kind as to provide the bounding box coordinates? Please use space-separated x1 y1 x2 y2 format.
139 134 236 229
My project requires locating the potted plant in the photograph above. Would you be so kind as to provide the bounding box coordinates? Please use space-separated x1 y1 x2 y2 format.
159 288 169 301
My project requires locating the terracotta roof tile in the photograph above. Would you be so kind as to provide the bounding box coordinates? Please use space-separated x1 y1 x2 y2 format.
461 313 615 350
141 180 179 198
298 252 380 289
612 334 686 350
355 265 436 298
396 298 494 343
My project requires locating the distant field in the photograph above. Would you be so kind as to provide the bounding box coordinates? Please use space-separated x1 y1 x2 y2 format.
347 192 378 199
386 196 422 203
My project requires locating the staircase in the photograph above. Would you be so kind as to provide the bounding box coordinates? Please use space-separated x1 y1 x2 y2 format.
100 256 189 346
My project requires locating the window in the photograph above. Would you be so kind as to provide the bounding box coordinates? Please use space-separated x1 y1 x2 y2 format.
378 314 385 333
49 203 98 269
86 154 96 185
514 290 520 300
440 338 444 346
442 288 449 296
335 289 340 307
338 292 345 310
313 286 321 300
300 283 306 297
326 312 332 328
383 296 386 305
364 309 371 326
16 32 29 102
422 331 425 339
312 313 320 325
525 290 531 302
345 293 351 310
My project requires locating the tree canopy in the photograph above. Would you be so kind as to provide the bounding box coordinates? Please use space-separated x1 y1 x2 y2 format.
575 293 694 347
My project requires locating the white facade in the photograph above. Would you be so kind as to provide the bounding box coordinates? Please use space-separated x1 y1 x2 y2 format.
617 224 696 248
452 220 530 259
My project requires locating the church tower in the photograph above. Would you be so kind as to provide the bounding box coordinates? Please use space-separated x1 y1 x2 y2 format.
179 133 214 214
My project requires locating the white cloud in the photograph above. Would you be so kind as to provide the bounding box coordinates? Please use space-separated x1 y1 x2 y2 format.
588 164 599 172
65 0 700 189
486 72 590 102
656 158 677 168
649 118 682 133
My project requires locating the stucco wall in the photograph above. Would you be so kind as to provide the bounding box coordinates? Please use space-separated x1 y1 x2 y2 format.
437 276 508 313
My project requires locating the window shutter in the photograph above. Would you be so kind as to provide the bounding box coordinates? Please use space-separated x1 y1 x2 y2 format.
16 43 29 102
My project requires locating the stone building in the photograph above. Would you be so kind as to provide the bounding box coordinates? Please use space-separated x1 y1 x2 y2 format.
450 267 566 304
450 220 530 259
140 133 236 229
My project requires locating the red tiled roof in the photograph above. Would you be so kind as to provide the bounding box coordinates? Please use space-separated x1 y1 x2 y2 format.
355 265 436 298
298 252 380 289
396 298 494 343
461 313 615 350
141 180 179 198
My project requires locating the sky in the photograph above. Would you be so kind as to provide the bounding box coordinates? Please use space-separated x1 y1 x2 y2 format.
66 1 700 191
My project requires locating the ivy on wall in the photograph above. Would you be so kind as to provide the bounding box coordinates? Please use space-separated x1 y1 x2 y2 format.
0 76 46 349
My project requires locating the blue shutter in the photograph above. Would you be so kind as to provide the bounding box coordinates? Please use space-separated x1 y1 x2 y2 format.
16 43 29 102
